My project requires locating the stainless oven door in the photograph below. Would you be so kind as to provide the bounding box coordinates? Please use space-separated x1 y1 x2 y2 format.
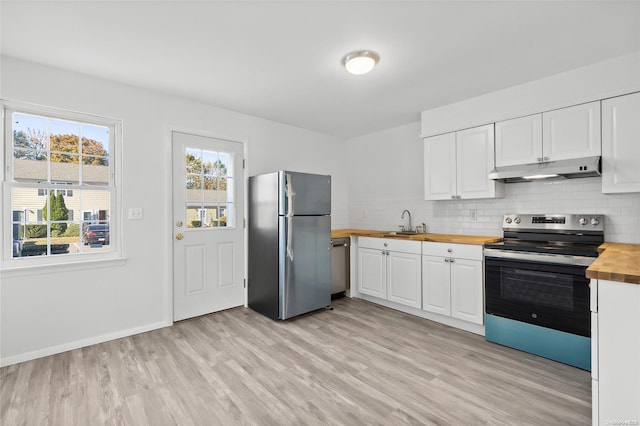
484 251 592 337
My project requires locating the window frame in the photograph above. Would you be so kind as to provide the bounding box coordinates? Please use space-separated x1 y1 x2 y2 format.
2 101 123 269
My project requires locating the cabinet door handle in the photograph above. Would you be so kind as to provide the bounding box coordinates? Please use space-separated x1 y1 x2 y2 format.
543 156 550 161
451 195 456 199
447 248 453 253
444 258 450 262
449 258 455 263
537 157 543 162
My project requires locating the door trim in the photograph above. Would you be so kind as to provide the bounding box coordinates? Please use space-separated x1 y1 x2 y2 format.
166 125 249 324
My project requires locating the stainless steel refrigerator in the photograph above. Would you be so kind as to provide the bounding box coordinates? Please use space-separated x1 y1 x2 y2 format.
248 171 331 320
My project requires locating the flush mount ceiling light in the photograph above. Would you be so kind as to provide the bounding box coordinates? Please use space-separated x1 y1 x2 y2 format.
342 50 379 75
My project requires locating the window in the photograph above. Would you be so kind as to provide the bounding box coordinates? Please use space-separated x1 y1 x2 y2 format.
185 148 235 228
3 103 120 264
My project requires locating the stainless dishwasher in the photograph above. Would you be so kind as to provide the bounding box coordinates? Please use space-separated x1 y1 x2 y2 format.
330 237 350 298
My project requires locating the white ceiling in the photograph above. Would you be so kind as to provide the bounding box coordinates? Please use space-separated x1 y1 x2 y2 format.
2 1 639 138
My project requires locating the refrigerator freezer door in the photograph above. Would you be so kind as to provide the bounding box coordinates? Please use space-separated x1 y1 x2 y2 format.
279 215 331 319
279 171 331 216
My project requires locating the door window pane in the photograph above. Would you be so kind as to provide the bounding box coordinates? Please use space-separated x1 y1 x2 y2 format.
185 147 235 230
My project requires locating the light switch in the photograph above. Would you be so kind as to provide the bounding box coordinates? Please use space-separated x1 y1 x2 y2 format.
128 207 143 220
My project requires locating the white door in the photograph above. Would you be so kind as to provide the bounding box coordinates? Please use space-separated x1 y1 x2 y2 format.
172 131 244 321
358 247 386 299
456 124 496 199
450 258 483 325
495 114 542 167
422 255 451 316
542 101 601 162
424 132 456 200
387 251 422 309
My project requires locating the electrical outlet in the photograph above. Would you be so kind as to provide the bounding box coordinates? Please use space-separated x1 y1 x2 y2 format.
470 209 477 221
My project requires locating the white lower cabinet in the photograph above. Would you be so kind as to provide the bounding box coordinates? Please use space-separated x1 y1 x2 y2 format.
358 247 387 299
422 242 484 325
450 258 484 324
357 237 422 309
591 279 640 426
422 255 451 316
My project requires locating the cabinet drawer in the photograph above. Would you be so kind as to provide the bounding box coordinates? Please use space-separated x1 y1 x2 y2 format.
422 241 482 260
359 237 421 255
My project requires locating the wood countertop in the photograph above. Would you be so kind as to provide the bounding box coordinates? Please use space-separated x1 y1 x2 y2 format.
587 243 640 285
331 229 502 245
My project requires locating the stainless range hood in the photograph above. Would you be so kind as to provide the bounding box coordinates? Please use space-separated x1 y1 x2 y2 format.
488 156 601 183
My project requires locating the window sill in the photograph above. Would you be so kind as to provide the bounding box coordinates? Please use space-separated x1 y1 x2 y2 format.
0 256 128 278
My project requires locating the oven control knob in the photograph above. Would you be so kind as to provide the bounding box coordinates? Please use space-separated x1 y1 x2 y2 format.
514 217 521 224
579 217 587 226
505 217 512 224
591 218 600 226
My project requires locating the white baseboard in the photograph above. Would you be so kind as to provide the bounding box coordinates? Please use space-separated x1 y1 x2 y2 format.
355 294 485 336
0 320 172 367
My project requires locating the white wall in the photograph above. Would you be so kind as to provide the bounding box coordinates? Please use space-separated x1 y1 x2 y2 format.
421 51 640 137
348 121 433 231
348 53 640 243
0 56 348 365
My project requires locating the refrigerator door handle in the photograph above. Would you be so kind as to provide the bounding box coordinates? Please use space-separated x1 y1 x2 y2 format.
285 173 295 261
285 173 295 216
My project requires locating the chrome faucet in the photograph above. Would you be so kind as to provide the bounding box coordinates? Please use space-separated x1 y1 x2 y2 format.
401 209 412 232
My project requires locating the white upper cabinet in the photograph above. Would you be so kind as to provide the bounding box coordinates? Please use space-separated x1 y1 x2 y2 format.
542 101 601 161
424 124 502 200
602 92 640 194
495 114 542 167
495 101 601 167
456 125 498 199
423 132 456 200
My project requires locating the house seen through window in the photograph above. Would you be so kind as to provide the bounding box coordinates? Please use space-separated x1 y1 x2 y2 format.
6 107 117 261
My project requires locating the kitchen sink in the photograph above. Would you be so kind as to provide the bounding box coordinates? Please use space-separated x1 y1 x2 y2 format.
374 232 417 239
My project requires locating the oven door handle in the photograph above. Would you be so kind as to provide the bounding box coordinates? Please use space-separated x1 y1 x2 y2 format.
483 248 595 267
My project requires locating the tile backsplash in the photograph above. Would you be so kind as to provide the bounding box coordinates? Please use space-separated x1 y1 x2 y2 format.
348 177 640 243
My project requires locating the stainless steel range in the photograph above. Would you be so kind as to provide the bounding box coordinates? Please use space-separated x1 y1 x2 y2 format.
483 214 604 370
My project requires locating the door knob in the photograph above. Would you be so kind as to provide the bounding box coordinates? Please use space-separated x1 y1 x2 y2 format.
176 220 183 227
176 233 183 240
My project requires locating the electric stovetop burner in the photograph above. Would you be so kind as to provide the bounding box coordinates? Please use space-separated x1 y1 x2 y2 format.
485 239 600 257
485 213 605 258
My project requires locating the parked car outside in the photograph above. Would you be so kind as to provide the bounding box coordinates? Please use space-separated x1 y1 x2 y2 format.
83 224 110 245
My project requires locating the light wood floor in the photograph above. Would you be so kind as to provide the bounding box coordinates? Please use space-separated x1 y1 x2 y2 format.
1 297 591 425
